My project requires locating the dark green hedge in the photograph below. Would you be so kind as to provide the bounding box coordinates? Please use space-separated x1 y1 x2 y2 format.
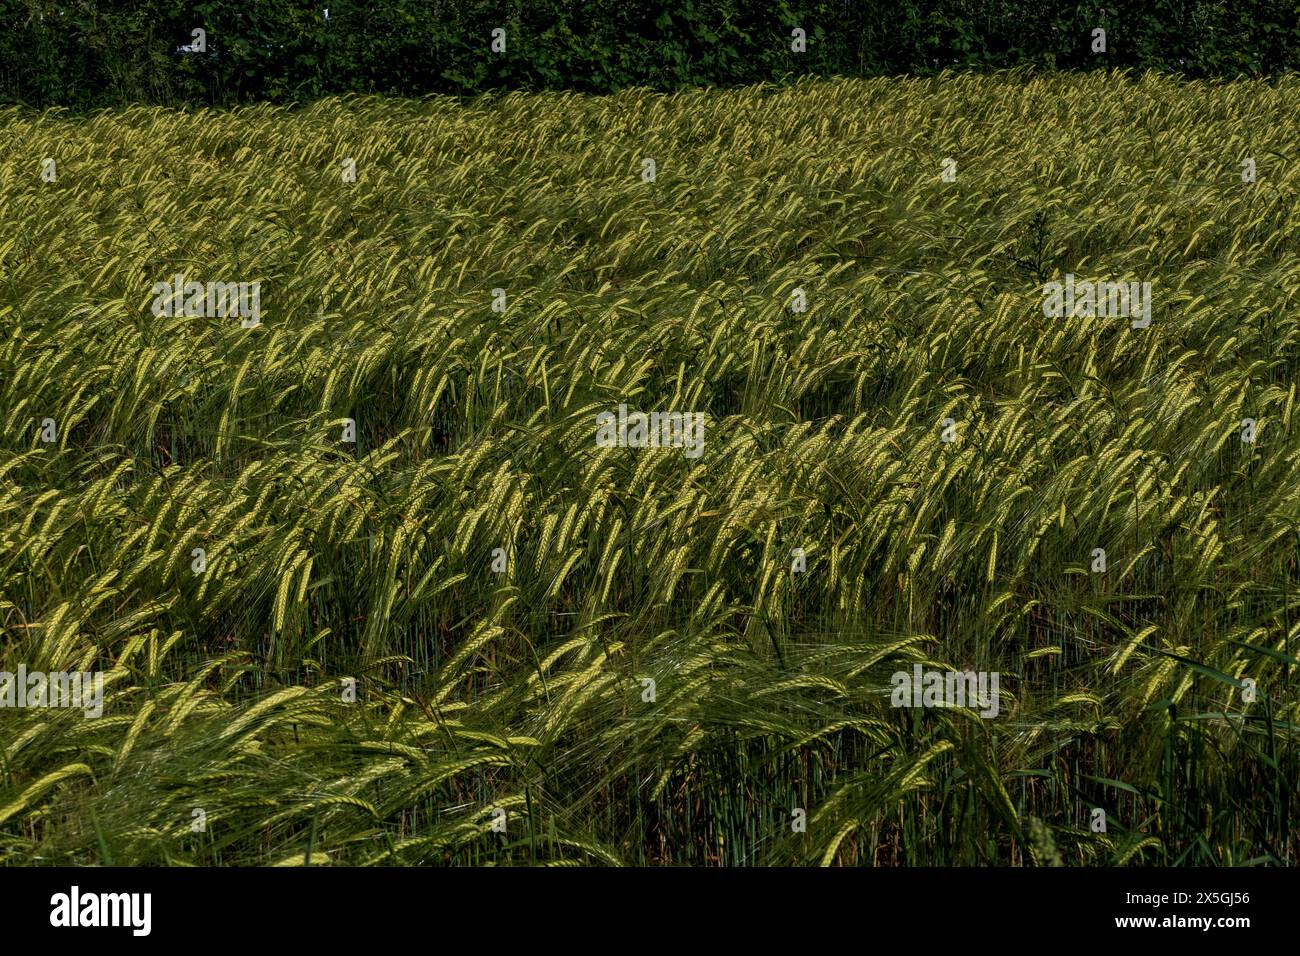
3 0 1298 109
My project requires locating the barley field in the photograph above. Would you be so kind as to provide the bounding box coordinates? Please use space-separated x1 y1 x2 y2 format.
1 71 1297 866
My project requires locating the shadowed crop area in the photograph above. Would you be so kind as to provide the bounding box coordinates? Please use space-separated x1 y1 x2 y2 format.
1 71 1298 866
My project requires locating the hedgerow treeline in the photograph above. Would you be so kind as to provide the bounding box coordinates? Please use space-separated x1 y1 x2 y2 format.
2 0 1298 110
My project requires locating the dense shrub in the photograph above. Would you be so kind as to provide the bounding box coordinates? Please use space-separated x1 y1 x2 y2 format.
1 2 1298 109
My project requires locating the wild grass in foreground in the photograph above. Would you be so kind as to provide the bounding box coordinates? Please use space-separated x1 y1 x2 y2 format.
0 71 1297 865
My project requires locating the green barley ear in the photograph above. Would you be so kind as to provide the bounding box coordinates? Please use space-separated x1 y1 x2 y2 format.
1027 816 1063 867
